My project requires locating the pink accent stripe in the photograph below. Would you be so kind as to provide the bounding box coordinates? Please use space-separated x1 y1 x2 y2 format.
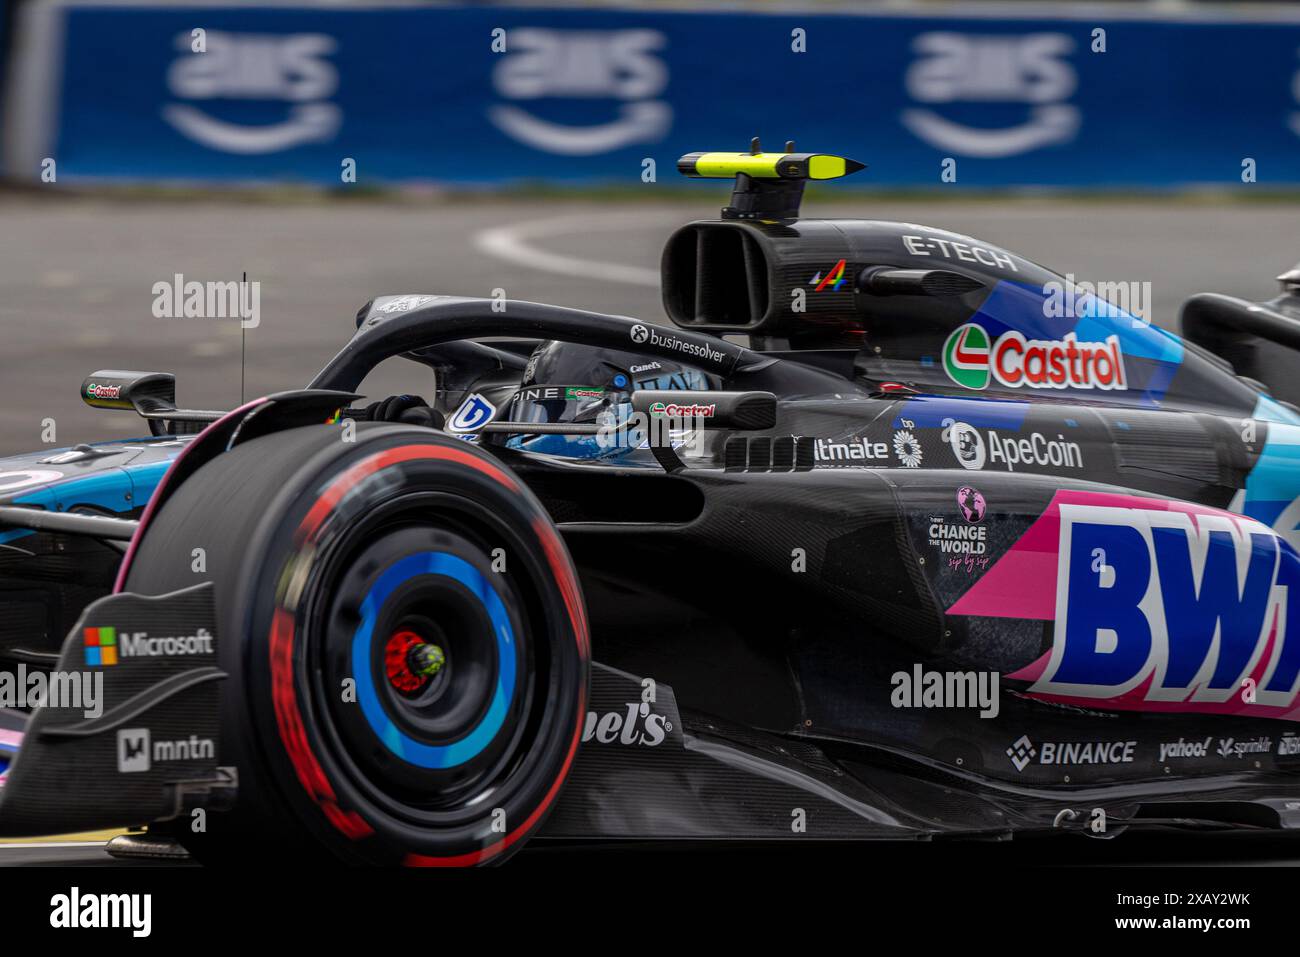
947 488 1252 621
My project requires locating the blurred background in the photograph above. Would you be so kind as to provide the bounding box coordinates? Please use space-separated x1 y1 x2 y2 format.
0 0 1298 447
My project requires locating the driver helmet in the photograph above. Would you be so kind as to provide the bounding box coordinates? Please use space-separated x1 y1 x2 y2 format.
503 340 711 460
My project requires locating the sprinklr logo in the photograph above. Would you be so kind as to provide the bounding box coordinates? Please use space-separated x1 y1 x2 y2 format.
942 323 1127 392
1217 736 1271 759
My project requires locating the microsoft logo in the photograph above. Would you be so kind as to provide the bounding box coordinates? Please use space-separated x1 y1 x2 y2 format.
84 627 118 667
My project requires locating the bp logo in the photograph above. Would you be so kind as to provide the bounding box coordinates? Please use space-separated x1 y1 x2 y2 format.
943 324 991 390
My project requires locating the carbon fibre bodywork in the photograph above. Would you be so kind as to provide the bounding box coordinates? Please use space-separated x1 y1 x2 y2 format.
5 204 1300 845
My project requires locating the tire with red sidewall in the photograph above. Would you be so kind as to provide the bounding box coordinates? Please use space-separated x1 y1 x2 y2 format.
123 423 589 865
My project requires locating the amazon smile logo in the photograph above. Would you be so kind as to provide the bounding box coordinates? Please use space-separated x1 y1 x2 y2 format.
489 28 672 156
163 30 341 154
901 32 1080 158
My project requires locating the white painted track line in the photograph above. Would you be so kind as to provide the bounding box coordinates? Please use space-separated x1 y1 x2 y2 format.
474 214 666 287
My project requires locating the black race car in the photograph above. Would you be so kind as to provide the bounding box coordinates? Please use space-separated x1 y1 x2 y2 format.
2 145 1300 864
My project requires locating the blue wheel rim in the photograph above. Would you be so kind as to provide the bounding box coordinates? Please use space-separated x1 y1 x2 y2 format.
351 551 517 769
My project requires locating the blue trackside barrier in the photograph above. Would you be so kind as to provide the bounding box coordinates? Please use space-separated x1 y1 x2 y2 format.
3 2 1300 187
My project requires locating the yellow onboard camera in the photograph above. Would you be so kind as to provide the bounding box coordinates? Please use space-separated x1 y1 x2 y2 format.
676 137 865 221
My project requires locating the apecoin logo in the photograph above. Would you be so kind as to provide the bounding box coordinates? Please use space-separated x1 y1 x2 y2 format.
945 419 986 470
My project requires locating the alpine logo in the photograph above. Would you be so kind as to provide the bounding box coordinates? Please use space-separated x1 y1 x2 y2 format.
810 259 848 292
942 323 1127 392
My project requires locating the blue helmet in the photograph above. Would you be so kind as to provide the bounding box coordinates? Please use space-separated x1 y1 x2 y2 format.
503 340 712 461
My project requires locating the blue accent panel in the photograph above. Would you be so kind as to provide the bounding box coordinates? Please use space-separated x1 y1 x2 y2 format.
967 280 1184 406
1254 394 1300 426
891 395 1029 430
351 551 517 769
1240 415 1300 531
0 453 177 544
15 469 133 512
126 460 173 504
974 281 1183 364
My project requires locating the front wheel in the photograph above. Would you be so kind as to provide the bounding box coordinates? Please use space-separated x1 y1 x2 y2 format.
123 423 589 865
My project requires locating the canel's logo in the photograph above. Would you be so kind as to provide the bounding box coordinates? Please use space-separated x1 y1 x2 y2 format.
942 323 1126 392
583 703 670 746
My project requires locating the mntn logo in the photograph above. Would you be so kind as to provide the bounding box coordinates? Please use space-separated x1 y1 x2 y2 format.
84 627 117 667
1031 504 1300 709
118 728 150 773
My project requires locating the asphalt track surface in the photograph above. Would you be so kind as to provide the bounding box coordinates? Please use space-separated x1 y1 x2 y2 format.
1 191 1299 866
1 192 1297 449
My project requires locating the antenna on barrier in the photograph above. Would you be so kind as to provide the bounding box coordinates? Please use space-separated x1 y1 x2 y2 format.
676 136 865 222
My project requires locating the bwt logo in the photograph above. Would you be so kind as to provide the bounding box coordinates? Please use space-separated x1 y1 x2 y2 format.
902 32 1080 157
164 31 341 154
1031 503 1300 711
490 29 671 155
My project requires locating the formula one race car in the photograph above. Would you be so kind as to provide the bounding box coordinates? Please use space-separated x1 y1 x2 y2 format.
3 142 1300 865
